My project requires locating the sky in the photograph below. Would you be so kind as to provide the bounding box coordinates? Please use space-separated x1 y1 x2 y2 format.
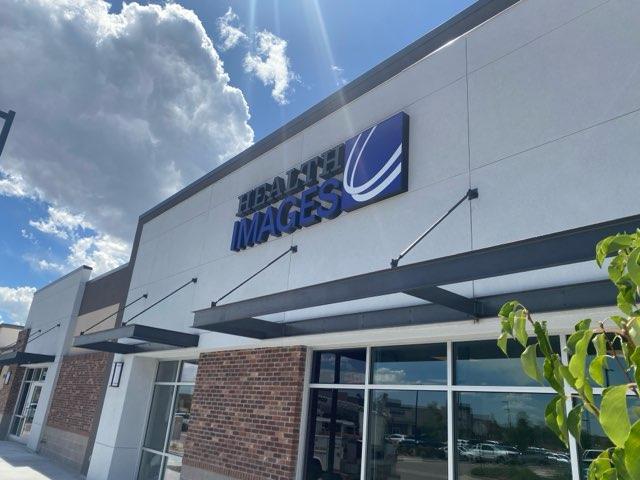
0 0 476 325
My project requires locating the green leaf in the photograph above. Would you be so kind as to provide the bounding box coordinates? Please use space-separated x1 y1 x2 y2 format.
593 333 608 356
544 355 564 393
617 283 636 315
569 329 594 389
568 403 583 447
589 355 610 387
627 248 640 286
611 447 631 480
559 364 577 389
624 419 640 479
514 312 528 347
497 332 509 356
596 234 635 267
576 318 593 332
589 450 613 480
498 301 518 319
521 344 543 384
600 385 631 447
545 395 567 446
631 347 640 388
534 321 554 358
609 254 626 284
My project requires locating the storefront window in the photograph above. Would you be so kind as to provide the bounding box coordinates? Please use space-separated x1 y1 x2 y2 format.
312 349 366 384
455 392 571 480
305 338 614 480
578 396 640 479
454 338 560 387
138 360 197 480
305 389 364 480
367 390 447 479
143 385 174 452
371 344 447 385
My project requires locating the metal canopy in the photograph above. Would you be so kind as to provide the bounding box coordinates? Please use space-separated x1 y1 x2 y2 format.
0 351 55 366
193 214 640 335
73 324 199 354
198 280 615 339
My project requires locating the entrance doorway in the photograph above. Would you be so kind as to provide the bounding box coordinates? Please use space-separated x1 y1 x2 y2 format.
9 367 48 443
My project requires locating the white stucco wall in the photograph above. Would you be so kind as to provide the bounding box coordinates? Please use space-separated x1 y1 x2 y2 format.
21 266 91 451
119 0 639 341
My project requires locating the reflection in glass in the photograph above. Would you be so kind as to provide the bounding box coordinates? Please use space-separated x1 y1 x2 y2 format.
156 362 179 382
456 392 571 480
138 450 163 480
168 386 193 455
372 344 447 385
143 385 175 452
179 360 198 383
367 390 447 479
305 389 364 480
578 396 640 479
455 338 560 387
312 350 366 384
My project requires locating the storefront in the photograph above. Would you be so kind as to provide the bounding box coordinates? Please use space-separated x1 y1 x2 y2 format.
6 0 639 479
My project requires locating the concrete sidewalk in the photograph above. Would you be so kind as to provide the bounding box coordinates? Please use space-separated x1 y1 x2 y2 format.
0 441 83 480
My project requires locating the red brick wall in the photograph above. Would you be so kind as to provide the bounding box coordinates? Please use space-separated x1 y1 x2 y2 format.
46 352 111 436
183 346 307 480
0 329 29 418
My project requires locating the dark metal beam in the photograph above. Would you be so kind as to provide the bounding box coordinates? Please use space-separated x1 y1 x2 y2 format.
193 214 639 329
73 324 199 353
0 110 15 158
198 318 285 339
0 351 55 366
405 286 481 316
199 280 615 339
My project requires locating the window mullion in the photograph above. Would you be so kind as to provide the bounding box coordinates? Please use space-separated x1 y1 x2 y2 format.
360 346 371 480
447 341 454 480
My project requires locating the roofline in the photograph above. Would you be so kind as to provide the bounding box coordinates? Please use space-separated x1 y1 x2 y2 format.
34 265 92 295
0 324 24 330
86 262 130 284
138 0 520 226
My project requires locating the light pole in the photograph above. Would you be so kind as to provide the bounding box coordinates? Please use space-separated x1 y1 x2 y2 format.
0 109 16 158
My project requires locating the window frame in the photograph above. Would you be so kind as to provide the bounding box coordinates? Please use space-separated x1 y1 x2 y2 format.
137 360 197 480
304 335 635 480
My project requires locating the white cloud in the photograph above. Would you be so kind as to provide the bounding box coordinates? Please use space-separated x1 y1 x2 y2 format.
35 259 66 273
331 65 348 86
0 169 39 200
0 286 36 325
0 0 254 253
373 367 407 384
29 206 92 240
217 7 247 51
244 30 297 105
66 233 129 275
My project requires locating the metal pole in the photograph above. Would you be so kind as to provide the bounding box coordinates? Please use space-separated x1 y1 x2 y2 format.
390 188 478 268
0 110 16 157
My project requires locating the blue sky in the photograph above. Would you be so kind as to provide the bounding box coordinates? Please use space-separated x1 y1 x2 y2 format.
0 0 475 324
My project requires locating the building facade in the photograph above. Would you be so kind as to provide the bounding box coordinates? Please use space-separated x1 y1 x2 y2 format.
2 0 640 479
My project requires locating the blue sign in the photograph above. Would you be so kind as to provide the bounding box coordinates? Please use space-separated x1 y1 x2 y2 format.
342 112 409 211
230 112 409 251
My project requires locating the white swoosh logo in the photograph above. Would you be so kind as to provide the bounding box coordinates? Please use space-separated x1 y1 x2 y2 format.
344 126 403 203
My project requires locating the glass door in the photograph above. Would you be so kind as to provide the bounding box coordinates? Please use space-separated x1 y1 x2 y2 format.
9 367 47 443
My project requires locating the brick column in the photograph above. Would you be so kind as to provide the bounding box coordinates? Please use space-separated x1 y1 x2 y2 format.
183 346 307 480
40 351 112 472
0 328 30 438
